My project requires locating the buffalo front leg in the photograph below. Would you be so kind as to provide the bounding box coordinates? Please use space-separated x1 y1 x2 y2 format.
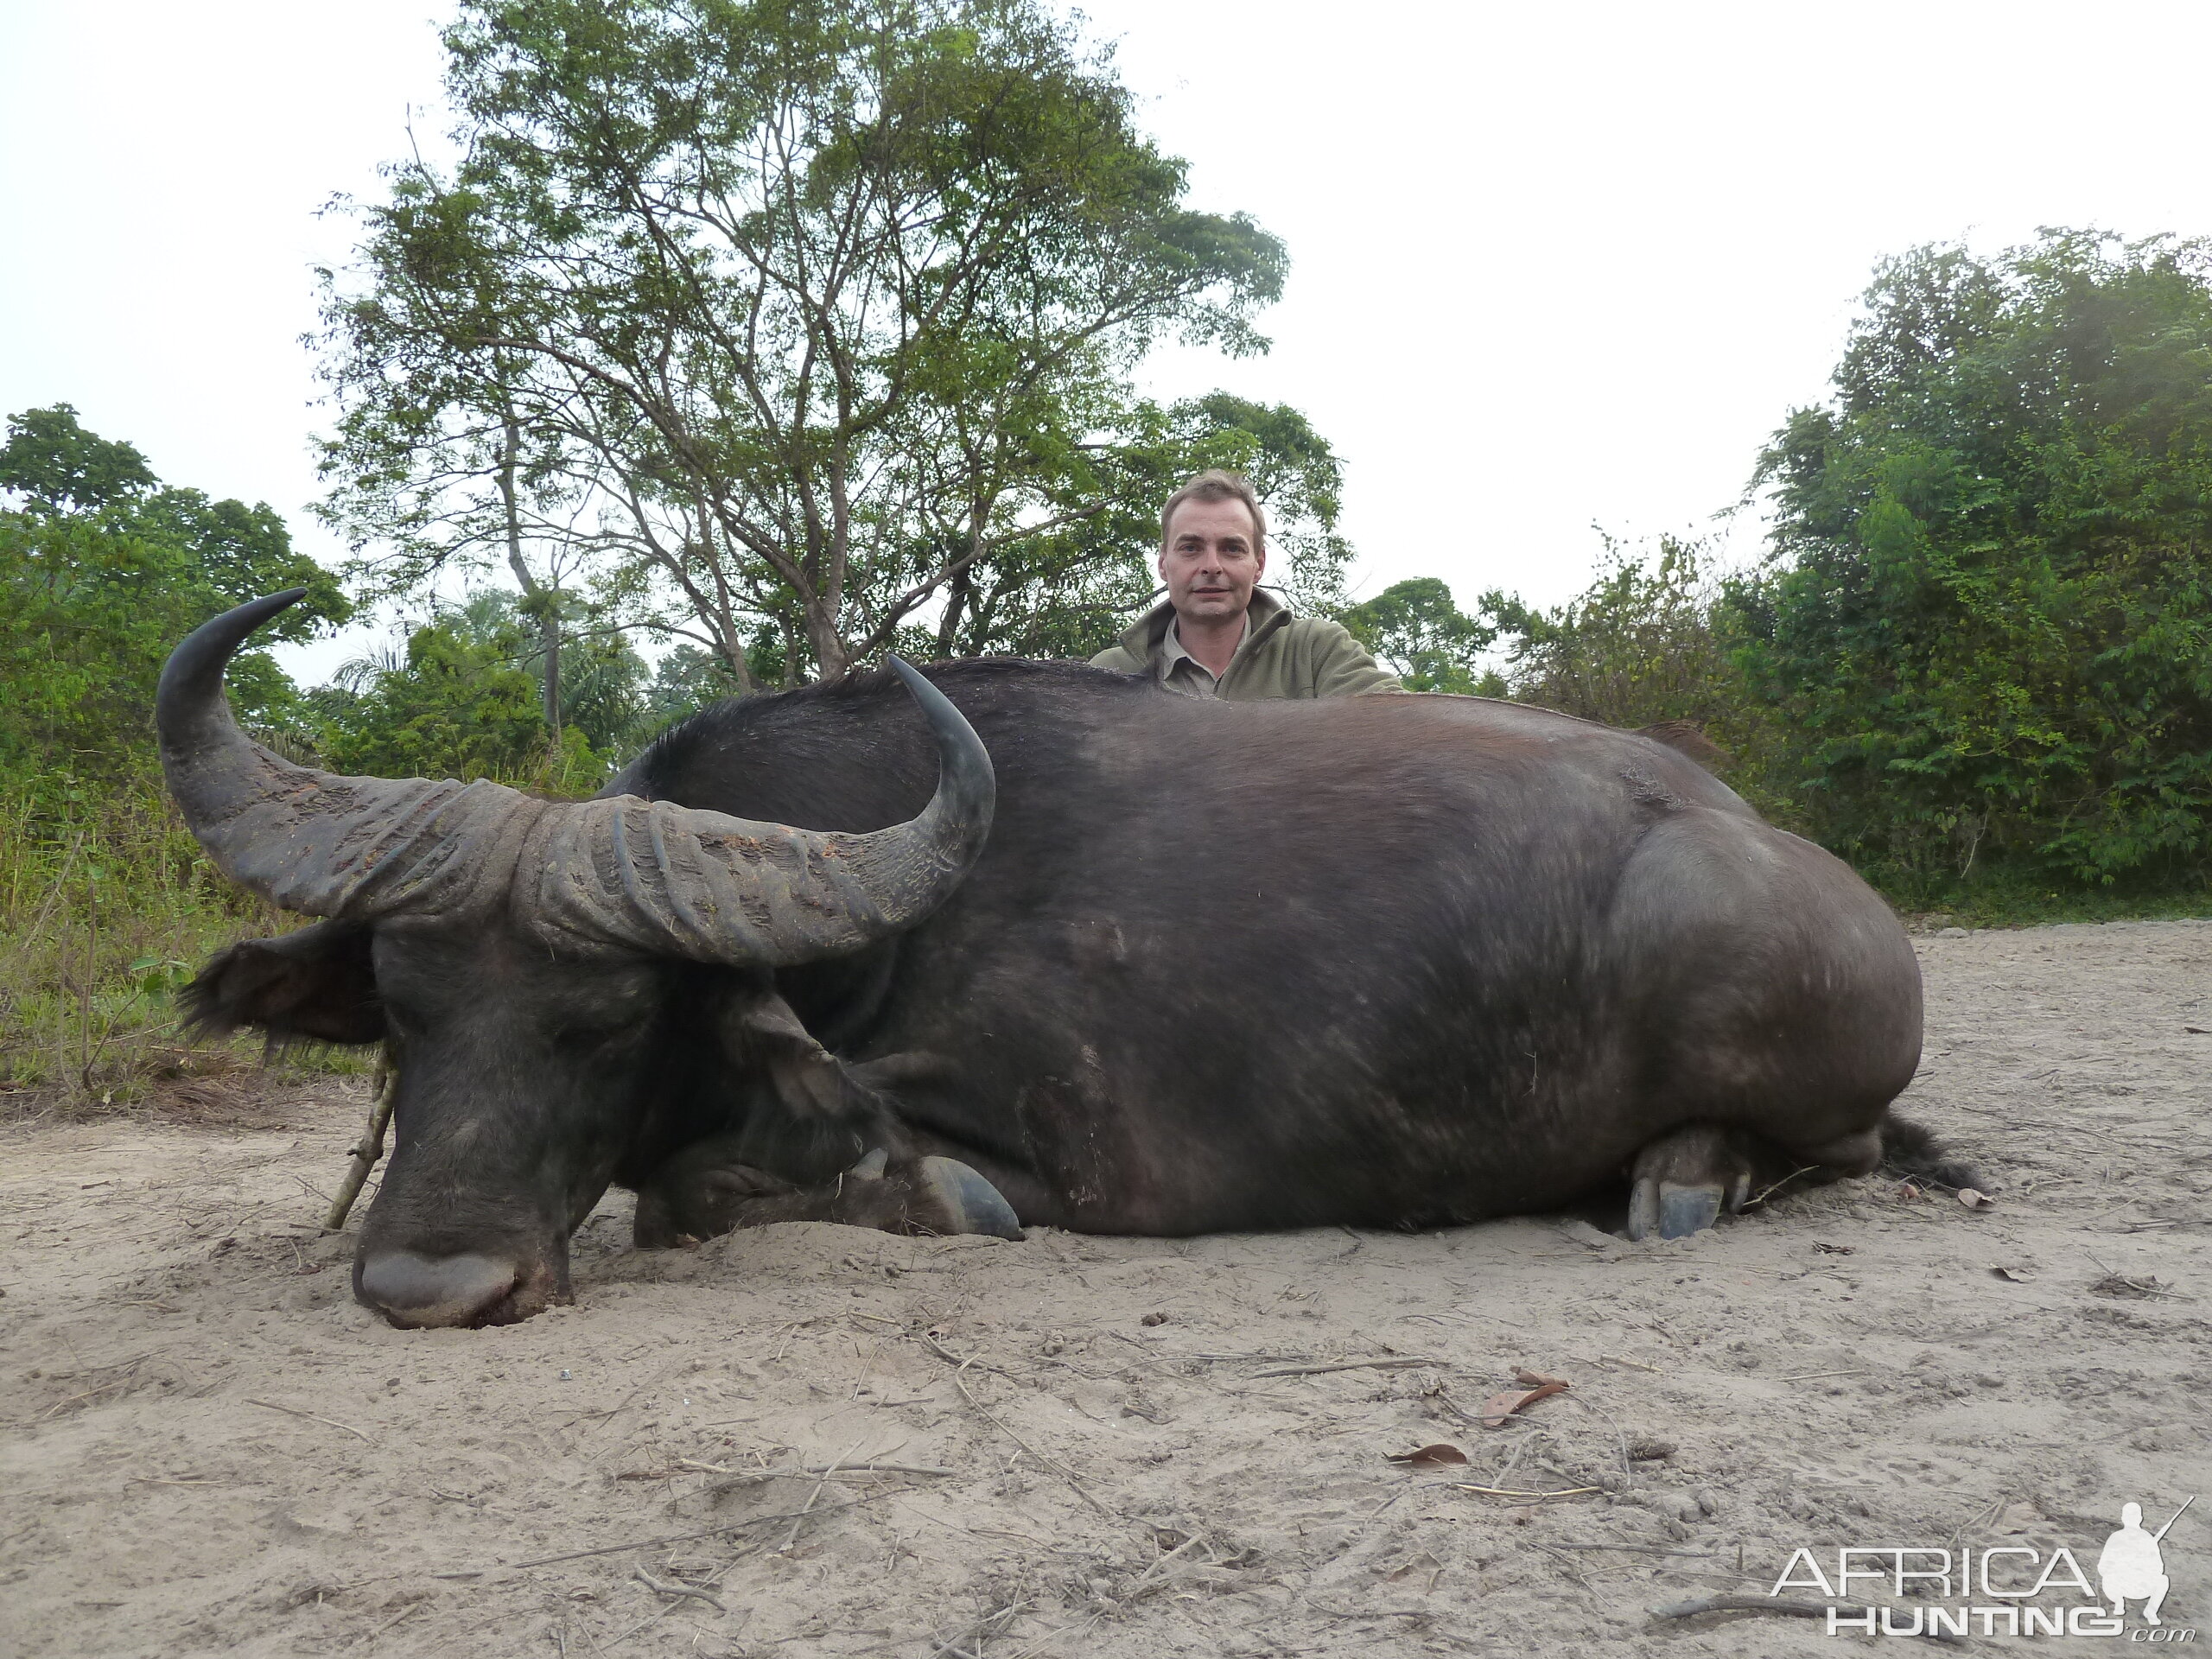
635 1137 1020 1249
1625 1122 1754 1241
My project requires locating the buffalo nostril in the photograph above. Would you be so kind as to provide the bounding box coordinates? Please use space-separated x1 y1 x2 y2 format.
358 1250 518 1328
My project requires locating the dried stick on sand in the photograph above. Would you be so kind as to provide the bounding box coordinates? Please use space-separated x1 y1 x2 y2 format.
245 1397 375 1445
1247 1356 1438 1379
632 1566 727 1613
917 1334 1116 1521
324 1052 397 1232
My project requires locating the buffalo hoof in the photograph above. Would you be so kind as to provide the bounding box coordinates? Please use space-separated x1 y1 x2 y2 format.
1626 1124 1752 1242
916 1156 1022 1240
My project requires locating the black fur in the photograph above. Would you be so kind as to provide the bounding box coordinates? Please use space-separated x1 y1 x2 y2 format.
1879 1114 1989 1193
181 921 383 1049
200 659 1939 1318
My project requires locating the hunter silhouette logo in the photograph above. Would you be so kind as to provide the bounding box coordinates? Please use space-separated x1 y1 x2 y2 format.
2100 1497 2192 1627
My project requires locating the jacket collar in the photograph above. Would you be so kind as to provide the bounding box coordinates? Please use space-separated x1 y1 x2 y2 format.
1116 588 1294 667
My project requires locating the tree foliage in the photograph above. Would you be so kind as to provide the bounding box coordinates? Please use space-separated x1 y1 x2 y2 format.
317 0 1289 683
1745 230 2212 887
0 406 347 786
318 620 601 787
1340 577 1495 694
315 588 643 788
1482 537 1756 737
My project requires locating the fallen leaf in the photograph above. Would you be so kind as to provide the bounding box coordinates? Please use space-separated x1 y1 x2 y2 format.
1990 1265 2035 1283
1481 1379 1570 1427
1513 1367 1570 1389
1957 1188 1995 1211
1385 1443 1469 1467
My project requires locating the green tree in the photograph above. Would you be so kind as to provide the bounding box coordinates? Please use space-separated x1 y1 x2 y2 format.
1482 537 1756 733
0 406 346 784
639 643 749 730
1341 577 1495 694
320 619 601 788
1745 231 2212 889
317 588 637 786
0 403 159 511
317 0 1287 683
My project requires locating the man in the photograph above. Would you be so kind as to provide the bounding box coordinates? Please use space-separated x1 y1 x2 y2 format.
1089 470 1401 698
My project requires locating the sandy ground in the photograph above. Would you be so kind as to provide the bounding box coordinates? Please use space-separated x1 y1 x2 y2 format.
3 920 2209 1658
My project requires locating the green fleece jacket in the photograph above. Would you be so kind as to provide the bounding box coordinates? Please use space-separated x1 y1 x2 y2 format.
1088 590 1402 700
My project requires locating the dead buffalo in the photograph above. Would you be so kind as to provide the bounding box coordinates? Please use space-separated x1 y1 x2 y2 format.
163 591 1948 1329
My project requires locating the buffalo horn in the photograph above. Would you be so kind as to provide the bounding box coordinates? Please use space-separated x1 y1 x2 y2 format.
159 594 995 963
157 590 531 918
525 658 995 964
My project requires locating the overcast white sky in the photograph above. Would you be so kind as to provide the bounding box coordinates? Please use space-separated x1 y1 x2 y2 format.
3 1 2209 683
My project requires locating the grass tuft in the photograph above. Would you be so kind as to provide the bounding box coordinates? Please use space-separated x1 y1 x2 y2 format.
0 780 365 1120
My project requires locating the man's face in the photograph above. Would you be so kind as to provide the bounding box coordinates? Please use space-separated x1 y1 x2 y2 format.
1159 496 1266 625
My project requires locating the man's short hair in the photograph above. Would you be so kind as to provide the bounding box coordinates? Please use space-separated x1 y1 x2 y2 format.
1160 469 1266 553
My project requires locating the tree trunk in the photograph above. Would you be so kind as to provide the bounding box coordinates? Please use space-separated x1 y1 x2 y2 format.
805 597 849 682
499 409 560 735
539 608 560 734
936 561 970 657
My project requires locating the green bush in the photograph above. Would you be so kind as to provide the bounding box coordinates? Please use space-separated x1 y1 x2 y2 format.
0 406 346 785
1745 231 2212 895
0 410 371 1110
1339 577 1500 694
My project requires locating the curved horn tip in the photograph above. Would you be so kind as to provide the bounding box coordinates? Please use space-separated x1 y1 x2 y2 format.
883 657 982 756
157 588 313 750
881 653 994 822
159 588 309 678
884 656 961 728
204 587 309 638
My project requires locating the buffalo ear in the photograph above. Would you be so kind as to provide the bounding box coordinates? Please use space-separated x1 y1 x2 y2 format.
181 921 384 1046
709 987 891 1183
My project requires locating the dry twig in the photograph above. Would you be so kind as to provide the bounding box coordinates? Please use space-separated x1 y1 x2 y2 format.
631 1566 726 1613
1248 1355 1437 1379
779 1439 864 1552
924 1600 1028 1658
435 1494 885 1576
245 1397 374 1445
366 1601 426 1640
324 1052 397 1232
677 1457 957 1482
918 1333 1116 1520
